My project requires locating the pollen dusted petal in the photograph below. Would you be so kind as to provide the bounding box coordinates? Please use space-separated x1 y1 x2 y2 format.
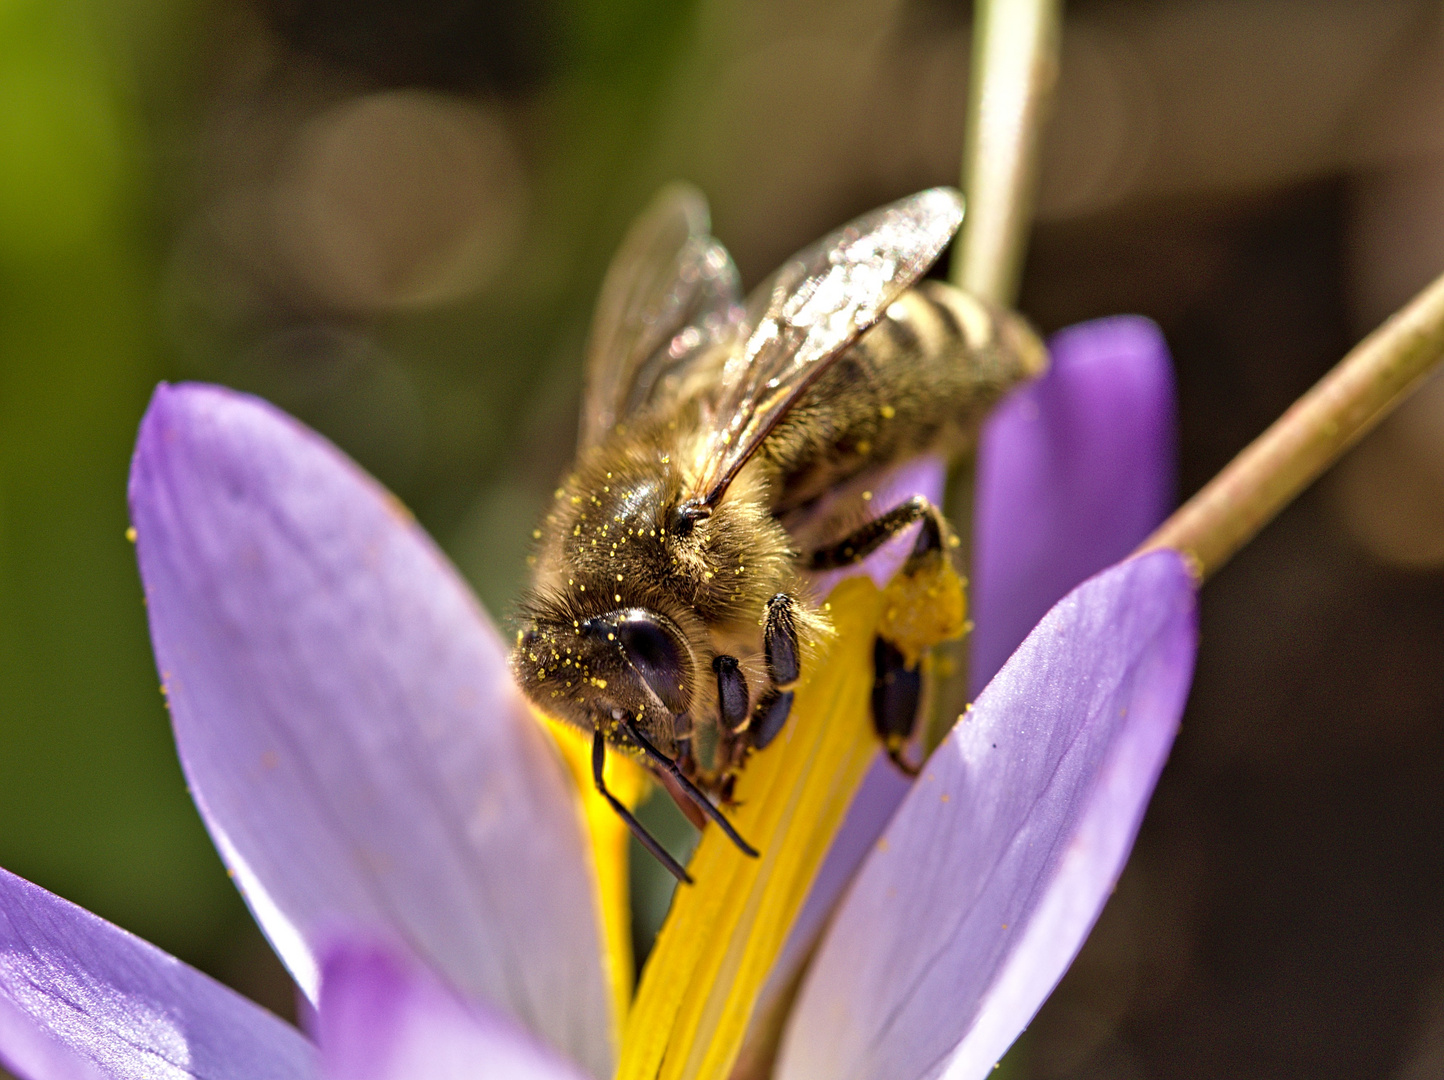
775 552 1197 1080
318 940 588 1080
128 383 614 1078
0 866 318 1080
971 315 1176 695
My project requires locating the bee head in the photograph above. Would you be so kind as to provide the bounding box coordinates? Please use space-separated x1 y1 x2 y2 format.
511 600 696 741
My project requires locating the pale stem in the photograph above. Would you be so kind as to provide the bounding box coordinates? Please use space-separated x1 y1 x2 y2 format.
1138 268 1444 580
935 0 1062 746
950 0 1062 306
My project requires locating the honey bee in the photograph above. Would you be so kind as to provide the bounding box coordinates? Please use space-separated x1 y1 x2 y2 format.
511 185 1046 881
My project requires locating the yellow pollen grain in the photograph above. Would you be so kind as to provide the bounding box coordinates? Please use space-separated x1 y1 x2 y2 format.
125 526 137 543
879 404 896 419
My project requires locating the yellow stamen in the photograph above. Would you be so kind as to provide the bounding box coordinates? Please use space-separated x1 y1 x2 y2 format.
539 715 651 1045
617 575 886 1080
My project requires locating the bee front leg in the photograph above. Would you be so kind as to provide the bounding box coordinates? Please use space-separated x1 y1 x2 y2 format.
750 593 800 750
713 654 749 732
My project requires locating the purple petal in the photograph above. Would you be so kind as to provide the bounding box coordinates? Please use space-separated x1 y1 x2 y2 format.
971 316 1176 695
777 551 1197 1080
317 941 586 1080
128 384 612 1077
0 866 317 1080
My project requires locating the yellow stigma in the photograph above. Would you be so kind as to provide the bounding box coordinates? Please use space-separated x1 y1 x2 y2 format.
618 575 887 1080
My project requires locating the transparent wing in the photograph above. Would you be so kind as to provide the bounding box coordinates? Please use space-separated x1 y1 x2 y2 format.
687 187 965 506
579 183 743 450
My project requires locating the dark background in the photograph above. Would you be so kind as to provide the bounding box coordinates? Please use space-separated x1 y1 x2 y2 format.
2 1 1442 1077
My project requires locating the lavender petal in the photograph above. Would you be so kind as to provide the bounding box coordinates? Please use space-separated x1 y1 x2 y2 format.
128 384 612 1077
777 551 1197 1080
971 316 1176 695
317 940 587 1080
0 866 317 1080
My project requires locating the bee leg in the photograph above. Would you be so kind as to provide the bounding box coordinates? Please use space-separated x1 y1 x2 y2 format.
713 654 749 732
592 727 693 885
751 593 801 750
809 497 964 778
807 495 948 570
751 687 795 750
872 637 922 776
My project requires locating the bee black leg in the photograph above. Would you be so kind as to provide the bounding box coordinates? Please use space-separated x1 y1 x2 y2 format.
622 718 759 859
750 687 794 750
713 654 749 732
872 637 922 776
592 727 692 885
763 593 800 686
807 495 948 571
809 497 957 778
751 593 801 750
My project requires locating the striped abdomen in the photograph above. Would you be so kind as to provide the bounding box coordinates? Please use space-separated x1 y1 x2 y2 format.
760 280 1047 513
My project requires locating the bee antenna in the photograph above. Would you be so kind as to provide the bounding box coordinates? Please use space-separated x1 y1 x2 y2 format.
622 718 760 859
592 728 693 885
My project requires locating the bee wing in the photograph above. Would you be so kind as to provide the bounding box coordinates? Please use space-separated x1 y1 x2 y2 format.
579 183 744 450
688 187 965 506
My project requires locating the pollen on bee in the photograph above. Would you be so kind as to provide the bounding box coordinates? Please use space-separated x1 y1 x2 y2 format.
532 529 541 539
614 594 622 602
879 404 896 419
862 490 873 501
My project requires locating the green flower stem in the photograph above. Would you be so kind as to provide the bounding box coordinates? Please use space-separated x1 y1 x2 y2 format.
1138 269 1444 580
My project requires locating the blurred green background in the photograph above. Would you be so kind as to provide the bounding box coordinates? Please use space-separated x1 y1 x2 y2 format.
5 1 1444 1077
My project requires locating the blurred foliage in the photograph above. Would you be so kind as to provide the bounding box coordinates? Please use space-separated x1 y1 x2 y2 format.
0 0 243 967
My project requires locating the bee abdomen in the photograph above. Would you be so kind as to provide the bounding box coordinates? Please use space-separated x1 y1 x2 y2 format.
765 280 1047 512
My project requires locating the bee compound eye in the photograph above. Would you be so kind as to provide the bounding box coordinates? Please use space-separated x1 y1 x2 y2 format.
615 611 691 714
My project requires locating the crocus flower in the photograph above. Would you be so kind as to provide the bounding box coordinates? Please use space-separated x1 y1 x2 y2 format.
0 315 1195 1080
